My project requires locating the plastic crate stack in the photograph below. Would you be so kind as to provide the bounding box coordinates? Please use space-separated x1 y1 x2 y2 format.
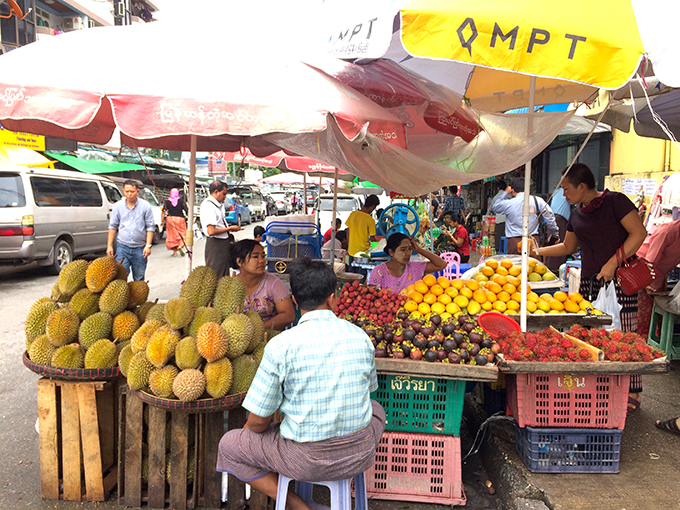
367 374 467 505
507 373 630 473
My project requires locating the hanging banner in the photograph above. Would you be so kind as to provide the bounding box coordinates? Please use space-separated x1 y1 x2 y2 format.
0 128 45 150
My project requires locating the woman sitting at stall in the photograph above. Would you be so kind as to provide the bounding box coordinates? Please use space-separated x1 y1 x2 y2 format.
369 233 447 293
440 212 470 263
231 239 296 331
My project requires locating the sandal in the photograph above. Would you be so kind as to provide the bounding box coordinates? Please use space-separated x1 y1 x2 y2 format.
655 418 680 437
627 395 640 414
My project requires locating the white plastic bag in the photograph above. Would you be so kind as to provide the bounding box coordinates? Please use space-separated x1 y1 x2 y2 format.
592 281 622 330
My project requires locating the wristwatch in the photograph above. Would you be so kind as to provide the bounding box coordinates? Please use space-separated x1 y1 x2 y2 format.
145 244 152 248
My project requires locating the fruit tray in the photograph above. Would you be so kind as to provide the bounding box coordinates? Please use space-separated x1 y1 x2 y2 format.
515 424 622 473
363 431 466 505
23 351 121 381
372 374 465 436
507 373 629 429
131 389 247 412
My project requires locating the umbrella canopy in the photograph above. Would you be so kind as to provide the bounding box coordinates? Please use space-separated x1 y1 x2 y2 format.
217 149 354 180
322 0 680 110
260 173 337 186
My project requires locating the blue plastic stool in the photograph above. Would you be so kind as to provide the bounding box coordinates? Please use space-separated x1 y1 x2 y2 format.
499 237 508 255
276 473 368 510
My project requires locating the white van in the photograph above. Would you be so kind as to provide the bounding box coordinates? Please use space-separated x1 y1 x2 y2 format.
317 194 362 233
0 166 122 274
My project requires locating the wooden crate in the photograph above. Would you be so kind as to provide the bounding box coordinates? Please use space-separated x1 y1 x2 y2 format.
37 378 118 501
118 388 269 510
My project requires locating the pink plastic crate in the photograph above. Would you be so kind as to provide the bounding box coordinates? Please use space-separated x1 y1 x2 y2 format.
507 373 630 429
364 432 466 506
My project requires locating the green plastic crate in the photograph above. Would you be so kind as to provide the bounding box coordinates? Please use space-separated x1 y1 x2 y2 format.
371 374 465 436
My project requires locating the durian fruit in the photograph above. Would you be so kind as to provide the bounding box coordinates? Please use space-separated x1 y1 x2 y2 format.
148 365 179 398
213 276 246 319
127 280 149 309
84 339 118 368
136 300 155 322
204 357 233 398
175 336 203 370
244 311 264 354
180 266 217 308
196 322 228 362
25 299 59 342
29 296 54 312
222 313 254 359
112 311 141 341
230 354 259 394
45 308 80 347
145 303 167 324
251 342 266 364
127 352 154 390
146 326 181 368
51 283 71 303
264 329 281 341
118 344 134 377
79 312 113 349
57 259 89 296
86 256 118 293
99 279 130 316
68 288 100 320
187 306 222 338
164 298 195 330
51 343 85 368
130 320 162 354
166 450 196 484
117 339 131 353
28 335 56 365
116 262 128 281
172 369 206 401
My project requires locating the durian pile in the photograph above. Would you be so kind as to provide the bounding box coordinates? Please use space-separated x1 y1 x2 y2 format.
25 257 272 402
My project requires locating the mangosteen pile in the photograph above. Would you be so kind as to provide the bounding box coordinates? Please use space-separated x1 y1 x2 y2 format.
364 312 501 365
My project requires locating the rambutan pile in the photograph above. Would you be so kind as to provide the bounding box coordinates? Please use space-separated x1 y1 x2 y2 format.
566 325 665 361
496 328 589 362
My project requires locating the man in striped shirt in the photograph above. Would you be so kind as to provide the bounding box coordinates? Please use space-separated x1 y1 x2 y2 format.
217 259 385 509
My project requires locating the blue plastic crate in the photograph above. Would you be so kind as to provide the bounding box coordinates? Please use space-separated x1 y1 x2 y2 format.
515 425 622 473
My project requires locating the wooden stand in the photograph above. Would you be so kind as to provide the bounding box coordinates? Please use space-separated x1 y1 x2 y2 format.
37 378 118 502
118 388 269 510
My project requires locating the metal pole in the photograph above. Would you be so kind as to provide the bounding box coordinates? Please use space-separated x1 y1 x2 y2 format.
302 172 307 215
185 134 197 278
329 167 339 266
429 195 434 251
520 77 536 332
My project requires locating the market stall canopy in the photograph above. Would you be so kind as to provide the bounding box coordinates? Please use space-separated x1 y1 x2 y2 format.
260 173 337 186
0 145 53 167
321 0 680 111
218 149 354 180
45 152 146 174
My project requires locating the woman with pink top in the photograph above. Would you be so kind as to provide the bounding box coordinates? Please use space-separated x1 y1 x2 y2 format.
162 188 188 256
369 233 447 293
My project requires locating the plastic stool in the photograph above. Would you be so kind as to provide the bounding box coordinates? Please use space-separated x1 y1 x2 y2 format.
648 300 680 360
276 473 368 510
499 237 507 255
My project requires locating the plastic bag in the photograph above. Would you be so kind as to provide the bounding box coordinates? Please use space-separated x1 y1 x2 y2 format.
592 281 622 330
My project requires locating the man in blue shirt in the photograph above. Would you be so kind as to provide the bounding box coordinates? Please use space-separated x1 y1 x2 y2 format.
545 187 573 271
442 185 465 219
107 180 155 280
491 177 559 255
217 258 385 506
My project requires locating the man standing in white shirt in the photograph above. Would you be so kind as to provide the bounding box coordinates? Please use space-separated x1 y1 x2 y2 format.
200 181 242 278
491 177 559 255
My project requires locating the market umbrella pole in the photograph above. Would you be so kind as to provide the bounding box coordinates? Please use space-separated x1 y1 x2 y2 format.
303 172 307 214
520 77 536 332
329 167 339 266
185 135 197 278
429 200 434 252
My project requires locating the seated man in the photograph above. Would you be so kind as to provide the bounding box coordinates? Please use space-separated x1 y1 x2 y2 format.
217 258 385 509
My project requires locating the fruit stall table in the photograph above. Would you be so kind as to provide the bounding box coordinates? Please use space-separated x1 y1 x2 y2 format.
504 313 613 332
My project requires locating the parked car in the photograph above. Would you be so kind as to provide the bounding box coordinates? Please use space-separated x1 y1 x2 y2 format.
263 194 278 217
229 185 266 222
269 191 292 215
0 166 121 274
225 195 251 226
316 194 362 234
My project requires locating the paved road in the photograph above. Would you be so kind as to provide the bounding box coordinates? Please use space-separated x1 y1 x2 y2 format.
0 214 498 509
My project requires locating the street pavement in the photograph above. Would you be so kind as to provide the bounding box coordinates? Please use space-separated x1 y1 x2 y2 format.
1 220 678 510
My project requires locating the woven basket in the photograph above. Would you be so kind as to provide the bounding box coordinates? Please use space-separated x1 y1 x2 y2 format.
130 388 247 412
23 351 121 381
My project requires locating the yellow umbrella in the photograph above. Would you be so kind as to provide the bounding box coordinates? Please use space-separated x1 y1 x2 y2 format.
0 145 54 167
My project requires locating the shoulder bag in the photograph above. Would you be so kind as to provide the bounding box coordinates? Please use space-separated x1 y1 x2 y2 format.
615 246 656 296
